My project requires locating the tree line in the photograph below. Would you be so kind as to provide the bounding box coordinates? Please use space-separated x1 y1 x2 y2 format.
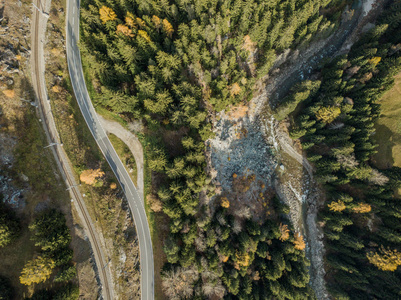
0 203 78 299
0 200 20 249
20 209 77 287
275 1 401 297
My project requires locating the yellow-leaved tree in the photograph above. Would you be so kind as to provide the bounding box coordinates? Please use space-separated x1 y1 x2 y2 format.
235 250 251 268
138 30 151 43
352 203 372 213
367 246 401 271
162 19 174 37
221 197 230 208
20 256 55 285
125 12 136 28
99 6 117 24
328 200 346 212
152 15 161 29
315 106 341 123
136 17 146 28
368 56 382 66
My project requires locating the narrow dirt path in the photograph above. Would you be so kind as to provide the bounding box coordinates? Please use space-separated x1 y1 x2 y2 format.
97 114 144 200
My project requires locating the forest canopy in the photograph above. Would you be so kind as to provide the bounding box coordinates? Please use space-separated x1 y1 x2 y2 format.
79 0 342 298
280 0 401 297
80 0 337 118
79 0 401 298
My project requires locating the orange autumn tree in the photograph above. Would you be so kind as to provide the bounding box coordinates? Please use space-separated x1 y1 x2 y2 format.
80 169 104 186
221 197 230 208
116 24 134 37
99 6 116 24
220 255 229 263
293 233 306 250
230 83 241 97
279 223 290 242
3 90 15 98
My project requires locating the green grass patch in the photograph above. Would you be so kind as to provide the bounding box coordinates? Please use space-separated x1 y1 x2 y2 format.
12 111 66 197
108 133 137 185
372 72 401 169
96 105 128 126
52 79 102 170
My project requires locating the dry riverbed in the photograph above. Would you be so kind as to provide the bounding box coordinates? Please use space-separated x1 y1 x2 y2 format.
208 1 384 299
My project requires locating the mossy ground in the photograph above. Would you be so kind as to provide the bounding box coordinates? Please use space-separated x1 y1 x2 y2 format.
108 133 138 184
373 72 401 169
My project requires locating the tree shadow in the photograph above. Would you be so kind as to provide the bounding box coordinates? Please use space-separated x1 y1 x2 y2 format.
372 124 399 169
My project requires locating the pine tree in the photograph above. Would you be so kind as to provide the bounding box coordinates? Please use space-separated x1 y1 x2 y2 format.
0 206 19 248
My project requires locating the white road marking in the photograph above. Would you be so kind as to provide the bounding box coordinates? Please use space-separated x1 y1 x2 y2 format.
66 13 153 295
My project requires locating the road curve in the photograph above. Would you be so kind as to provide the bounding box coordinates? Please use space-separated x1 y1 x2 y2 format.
65 1 154 299
31 0 114 298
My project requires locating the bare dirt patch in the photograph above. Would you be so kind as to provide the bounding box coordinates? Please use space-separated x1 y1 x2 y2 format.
225 104 249 120
208 113 277 220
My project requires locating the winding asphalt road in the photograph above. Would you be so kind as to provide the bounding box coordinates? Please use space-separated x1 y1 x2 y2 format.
65 1 154 299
